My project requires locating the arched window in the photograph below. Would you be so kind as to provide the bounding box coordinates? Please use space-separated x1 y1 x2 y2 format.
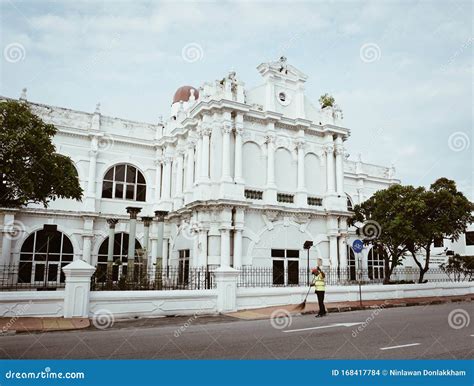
19 228 74 284
96 233 142 281
368 247 385 281
102 164 146 202
346 194 354 211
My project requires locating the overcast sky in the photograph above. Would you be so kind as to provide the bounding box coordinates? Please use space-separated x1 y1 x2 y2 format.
1 0 472 199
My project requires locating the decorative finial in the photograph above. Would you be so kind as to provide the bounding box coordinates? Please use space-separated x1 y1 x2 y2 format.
279 56 287 63
95 102 101 114
19 88 27 101
189 88 196 102
158 115 163 124
357 153 362 162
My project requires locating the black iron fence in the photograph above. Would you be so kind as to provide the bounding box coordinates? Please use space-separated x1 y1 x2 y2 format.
90 265 215 291
237 267 467 288
0 264 66 291
0 264 470 292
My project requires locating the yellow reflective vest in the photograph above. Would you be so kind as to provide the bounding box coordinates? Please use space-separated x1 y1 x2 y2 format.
312 273 325 291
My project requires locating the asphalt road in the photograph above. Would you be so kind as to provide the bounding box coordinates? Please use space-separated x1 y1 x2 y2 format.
0 302 472 359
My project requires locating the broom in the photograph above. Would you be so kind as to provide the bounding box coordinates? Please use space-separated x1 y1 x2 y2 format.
294 284 312 311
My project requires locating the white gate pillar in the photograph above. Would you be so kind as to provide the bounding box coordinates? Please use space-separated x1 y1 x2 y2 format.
62 260 96 318
214 267 240 313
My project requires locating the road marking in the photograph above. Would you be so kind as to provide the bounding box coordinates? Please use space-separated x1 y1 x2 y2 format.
283 322 365 333
380 343 420 351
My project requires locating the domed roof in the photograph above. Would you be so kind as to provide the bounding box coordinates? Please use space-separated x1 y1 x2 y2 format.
173 85 199 104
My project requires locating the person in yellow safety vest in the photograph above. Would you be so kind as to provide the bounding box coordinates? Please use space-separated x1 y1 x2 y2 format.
310 267 327 317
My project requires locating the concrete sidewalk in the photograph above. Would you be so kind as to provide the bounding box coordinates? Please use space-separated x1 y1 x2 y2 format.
0 294 471 333
226 294 473 320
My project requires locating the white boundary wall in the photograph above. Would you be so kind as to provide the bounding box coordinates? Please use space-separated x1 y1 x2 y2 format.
0 291 64 318
89 290 218 319
236 282 474 311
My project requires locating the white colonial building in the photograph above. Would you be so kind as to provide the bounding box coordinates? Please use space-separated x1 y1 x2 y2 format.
1 57 405 287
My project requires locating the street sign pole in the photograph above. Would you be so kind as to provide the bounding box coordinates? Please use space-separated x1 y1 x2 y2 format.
352 240 364 308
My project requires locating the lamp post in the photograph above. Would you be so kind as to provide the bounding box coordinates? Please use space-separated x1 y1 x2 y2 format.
303 240 314 286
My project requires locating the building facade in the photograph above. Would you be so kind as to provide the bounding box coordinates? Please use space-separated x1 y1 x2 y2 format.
1 57 408 286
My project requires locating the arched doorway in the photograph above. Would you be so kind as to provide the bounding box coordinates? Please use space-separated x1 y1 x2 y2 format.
96 232 142 281
19 228 74 285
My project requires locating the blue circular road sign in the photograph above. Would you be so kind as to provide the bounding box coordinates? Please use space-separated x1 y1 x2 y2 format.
352 239 364 253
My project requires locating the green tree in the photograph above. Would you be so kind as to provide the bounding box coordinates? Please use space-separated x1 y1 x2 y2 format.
0 100 83 208
405 178 474 283
349 184 424 283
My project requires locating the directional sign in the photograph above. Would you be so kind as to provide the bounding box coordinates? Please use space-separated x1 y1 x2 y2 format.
352 239 364 253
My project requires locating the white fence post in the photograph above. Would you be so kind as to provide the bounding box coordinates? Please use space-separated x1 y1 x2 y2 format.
62 260 96 318
214 267 240 313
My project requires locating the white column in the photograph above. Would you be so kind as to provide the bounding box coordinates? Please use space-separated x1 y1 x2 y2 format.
106 219 118 263
85 137 98 211
325 144 335 194
154 151 162 202
162 157 172 200
154 211 167 268
162 238 169 270
1 213 15 265
335 143 344 195
266 134 276 188
220 228 231 267
198 229 208 267
82 216 94 264
82 236 92 264
297 139 305 191
175 150 184 197
338 235 347 269
185 142 195 191
200 128 211 182
221 122 232 182
141 217 153 264
329 235 338 268
233 229 243 268
234 125 244 184
126 207 141 261
195 134 202 184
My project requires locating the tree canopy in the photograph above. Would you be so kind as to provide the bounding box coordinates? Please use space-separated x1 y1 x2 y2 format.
0 100 83 208
349 180 473 283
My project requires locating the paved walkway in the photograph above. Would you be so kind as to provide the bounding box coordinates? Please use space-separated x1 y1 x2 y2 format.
0 294 471 333
0 317 89 334
227 294 473 320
